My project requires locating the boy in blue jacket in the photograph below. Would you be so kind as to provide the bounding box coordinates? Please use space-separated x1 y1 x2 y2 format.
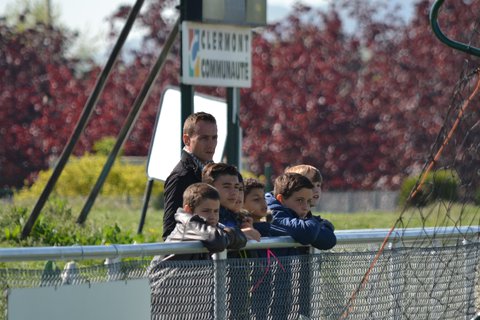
267 172 336 252
266 173 336 319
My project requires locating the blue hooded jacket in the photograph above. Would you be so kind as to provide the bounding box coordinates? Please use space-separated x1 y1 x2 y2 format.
265 192 336 254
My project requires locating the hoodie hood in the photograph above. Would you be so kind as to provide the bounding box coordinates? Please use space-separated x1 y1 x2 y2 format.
265 191 281 208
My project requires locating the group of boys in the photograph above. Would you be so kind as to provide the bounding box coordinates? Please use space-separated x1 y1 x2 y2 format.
160 111 336 259
149 111 337 319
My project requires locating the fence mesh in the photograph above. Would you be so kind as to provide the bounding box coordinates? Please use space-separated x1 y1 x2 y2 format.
1 241 478 320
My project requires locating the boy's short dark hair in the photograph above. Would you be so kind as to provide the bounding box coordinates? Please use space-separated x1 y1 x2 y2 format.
274 173 314 199
284 164 323 184
243 178 265 198
183 112 217 136
202 163 239 185
183 183 220 211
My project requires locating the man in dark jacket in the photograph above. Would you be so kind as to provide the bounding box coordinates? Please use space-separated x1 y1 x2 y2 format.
162 112 218 240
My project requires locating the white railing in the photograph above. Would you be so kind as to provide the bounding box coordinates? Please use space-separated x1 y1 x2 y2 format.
0 226 478 262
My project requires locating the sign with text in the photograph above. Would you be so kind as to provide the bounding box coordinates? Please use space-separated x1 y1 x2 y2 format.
182 21 252 88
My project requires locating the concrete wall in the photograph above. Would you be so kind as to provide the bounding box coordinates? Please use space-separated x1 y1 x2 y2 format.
316 191 399 213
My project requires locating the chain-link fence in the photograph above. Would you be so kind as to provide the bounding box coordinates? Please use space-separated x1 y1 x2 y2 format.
0 228 478 319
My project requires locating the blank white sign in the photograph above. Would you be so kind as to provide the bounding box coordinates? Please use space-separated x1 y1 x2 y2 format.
7 279 150 320
146 87 227 181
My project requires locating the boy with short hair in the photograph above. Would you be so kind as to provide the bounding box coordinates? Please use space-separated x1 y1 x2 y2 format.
267 172 336 252
155 183 247 261
149 183 247 319
202 163 261 242
284 164 335 230
266 173 336 319
284 164 323 207
243 178 269 223
202 164 260 319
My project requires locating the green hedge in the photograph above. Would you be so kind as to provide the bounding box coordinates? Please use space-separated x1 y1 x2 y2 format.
399 169 459 207
16 153 164 201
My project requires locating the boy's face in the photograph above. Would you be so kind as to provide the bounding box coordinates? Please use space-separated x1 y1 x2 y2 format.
188 198 220 226
311 181 322 207
232 183 244 213
243 188 268 219
277 188 313 219
211 174 240 211
304 173 322 207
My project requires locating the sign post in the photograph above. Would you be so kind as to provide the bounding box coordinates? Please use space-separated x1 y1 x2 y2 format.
179 0 266 167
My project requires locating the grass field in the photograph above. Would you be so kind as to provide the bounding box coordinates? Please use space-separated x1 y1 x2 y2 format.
4 196 479 245
52 196 404 239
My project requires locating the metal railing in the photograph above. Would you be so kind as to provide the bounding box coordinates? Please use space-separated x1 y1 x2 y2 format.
0 226 478 262
1 226 479 319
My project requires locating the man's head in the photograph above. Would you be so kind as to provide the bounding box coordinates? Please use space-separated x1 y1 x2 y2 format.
183 112 218 163
183 183 220 226
285 164 322 207
243 178 268 220
202 163 240 211
274 173 314 218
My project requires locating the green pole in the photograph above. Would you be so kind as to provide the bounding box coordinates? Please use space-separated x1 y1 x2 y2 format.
76 19 180 225
226 87 240 167
180 0 194 145
21 0 145 239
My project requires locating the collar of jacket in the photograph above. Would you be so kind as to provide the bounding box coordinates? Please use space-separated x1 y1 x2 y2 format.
181 149 213 173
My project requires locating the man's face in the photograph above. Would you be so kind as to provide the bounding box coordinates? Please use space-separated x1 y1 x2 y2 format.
278 188 313 219
243 188 268 219
183 120 218 163
190 198 220 226
212 174 240 211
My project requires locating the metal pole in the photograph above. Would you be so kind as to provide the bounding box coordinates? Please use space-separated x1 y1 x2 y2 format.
180 83 194 145
213 250 227 320
179 0 194 146
226 87 240 167
137 179 154 234
21 0 145 239
76 19 180 224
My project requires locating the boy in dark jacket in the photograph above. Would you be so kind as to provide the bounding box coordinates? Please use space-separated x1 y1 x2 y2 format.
202 163 261 242
267 172 336 253
202 163 261 319
266 173 336 319
243 178 270 237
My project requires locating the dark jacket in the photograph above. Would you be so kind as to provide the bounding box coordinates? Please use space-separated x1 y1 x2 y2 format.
219 206 243 229
163 150 203 240
156 209 247 261
265 192 336 255
218 206 254 259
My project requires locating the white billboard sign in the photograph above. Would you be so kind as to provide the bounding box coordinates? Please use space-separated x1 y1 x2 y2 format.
7 279 150 320
181 21 252 88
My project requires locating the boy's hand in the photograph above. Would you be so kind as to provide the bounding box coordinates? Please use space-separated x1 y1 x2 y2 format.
241 227 261 242
320 219 335 231
313 216 335 231
240 216 254 228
